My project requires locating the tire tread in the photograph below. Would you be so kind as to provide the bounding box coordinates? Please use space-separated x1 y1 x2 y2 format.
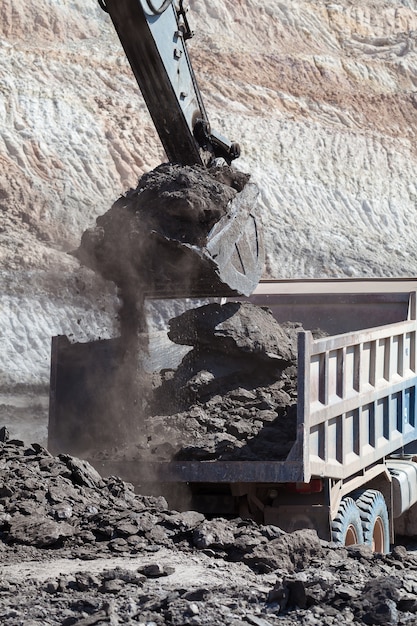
353 489 390 553
332 496 364 546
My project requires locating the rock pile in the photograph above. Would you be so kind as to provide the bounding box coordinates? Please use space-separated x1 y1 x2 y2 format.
0 429 310 560
138 302 314 462
0 430 167 553
2 434 417 625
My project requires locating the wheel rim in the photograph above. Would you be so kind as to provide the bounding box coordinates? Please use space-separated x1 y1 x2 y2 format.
372 516 384 553
345 524 359 546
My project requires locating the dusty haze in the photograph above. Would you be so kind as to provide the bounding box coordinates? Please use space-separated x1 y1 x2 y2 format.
1 0 417 440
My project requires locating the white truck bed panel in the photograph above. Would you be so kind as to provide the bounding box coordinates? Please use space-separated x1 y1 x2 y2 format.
300 313 417 481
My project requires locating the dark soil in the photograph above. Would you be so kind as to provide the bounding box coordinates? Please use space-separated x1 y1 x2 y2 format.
2 435 417 625
134 302 319 463
73 163 251 311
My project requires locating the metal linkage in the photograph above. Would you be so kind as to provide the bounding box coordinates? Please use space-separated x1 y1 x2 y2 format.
145 0 172 15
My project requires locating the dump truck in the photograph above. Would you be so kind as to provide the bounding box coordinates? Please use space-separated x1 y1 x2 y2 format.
48 2 417 553
50 279 417 553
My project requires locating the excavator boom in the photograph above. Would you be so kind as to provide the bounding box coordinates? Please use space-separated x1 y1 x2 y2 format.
102 0 238 166
99 0 264 297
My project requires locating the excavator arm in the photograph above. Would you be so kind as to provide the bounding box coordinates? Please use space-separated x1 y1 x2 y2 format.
96 0 264 297
100 0 239 166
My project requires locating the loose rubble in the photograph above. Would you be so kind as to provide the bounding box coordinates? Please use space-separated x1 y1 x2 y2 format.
55 300 312 464
133 302 323 463
73 162 252 306
2 434 417 625
147 302 298 461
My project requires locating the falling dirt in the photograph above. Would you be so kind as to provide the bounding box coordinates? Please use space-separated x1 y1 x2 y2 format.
73 162 252 308
67 162 265 461
70 162 255 453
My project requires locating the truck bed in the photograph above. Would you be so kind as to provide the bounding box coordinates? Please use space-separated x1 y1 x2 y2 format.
49 280 417 486
95 291 417 485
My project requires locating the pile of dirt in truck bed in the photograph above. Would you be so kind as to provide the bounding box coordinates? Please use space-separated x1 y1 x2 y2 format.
73 162 251 308
2 434 417 625
135 301 322 463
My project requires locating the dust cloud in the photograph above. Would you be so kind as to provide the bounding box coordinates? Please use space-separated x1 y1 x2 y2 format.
67 162 256 459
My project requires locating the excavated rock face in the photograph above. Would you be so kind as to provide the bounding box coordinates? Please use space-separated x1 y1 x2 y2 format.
141 302 306 462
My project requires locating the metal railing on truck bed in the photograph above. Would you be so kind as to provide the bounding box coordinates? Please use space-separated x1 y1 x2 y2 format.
300 303 417 481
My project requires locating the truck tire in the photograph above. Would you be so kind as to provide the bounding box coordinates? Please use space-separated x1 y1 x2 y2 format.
332 497 364 546
354 489 390 554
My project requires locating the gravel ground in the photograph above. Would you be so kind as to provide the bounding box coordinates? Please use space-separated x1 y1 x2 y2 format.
2 435 417 626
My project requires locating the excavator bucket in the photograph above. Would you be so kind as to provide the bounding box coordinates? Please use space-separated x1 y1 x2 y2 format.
143 182 264 298
90 0 264 298
74 168 264 299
